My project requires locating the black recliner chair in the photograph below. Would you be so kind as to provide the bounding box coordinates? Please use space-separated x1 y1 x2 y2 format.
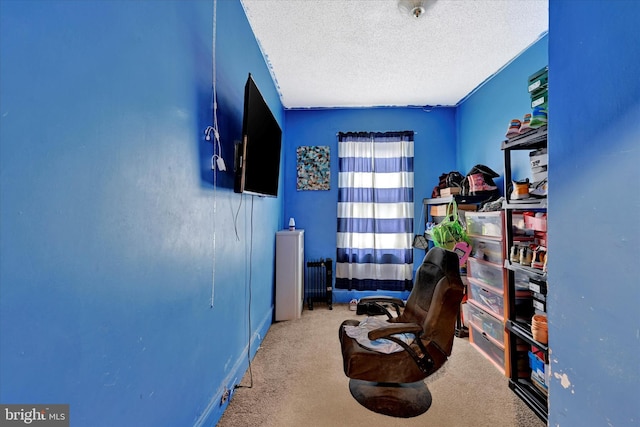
338 247 465 417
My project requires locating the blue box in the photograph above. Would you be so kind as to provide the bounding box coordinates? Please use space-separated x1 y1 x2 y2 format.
528 351 548 389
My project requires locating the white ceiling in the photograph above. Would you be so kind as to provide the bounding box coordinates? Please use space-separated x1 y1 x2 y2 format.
240 0 548 109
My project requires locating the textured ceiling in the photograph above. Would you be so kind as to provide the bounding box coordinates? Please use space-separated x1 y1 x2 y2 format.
240 0 548 109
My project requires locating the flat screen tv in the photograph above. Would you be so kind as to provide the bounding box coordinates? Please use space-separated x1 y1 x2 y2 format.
234 74 282 197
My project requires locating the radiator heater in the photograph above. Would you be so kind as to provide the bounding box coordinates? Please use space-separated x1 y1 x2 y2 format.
305 258 333 310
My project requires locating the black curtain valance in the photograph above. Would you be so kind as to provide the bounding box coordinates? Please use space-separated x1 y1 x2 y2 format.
337 131 414 140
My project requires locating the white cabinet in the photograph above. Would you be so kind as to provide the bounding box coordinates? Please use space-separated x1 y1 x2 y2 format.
275 230 304 321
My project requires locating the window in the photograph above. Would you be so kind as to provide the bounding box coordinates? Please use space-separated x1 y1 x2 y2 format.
336 131 414 291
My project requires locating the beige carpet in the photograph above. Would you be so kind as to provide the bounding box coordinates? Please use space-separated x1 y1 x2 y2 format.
218 304 545 427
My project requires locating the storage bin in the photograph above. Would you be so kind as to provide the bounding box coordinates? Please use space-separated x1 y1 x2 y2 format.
470 324 504 372
512 213 534 237
531 314 548 344
467 301 505 345
528 66 548 94
464 211 503 238
514 269 538 291
467 257 503 288
469 236 503 264
528 278 547 295
524 214 547 232
467 277 504 318
531 89 548 109
533 292 546 313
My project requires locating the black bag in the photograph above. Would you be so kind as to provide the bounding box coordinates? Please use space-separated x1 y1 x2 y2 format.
413 201 428 250
432 171 465 197
356 301 389 316
412 234 428 250
446 171 465 188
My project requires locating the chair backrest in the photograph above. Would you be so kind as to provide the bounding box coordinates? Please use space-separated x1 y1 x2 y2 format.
393 247 465 356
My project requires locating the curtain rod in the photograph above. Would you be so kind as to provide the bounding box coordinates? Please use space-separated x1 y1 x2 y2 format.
335 131 417 136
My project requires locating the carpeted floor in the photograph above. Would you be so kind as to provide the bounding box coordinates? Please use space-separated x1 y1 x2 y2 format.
218 304 545 427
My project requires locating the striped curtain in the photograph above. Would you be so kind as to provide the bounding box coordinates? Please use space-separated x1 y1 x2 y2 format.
336 131 414 291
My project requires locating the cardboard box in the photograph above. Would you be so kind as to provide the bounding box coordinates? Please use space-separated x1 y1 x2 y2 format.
430 204 450 217
440 187 461 196
430 202 477 217
457 204 478 212
528 351 548 390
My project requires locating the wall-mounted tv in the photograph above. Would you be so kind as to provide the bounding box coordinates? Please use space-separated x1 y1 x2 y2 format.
234 74 282 198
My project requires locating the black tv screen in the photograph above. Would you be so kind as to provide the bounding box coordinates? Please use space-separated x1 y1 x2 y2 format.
234 74 282 197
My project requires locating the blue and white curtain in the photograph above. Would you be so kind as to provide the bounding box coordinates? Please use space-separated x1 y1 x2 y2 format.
336 131 414 291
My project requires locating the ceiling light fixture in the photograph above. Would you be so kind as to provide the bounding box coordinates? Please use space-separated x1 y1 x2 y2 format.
397 0 430 18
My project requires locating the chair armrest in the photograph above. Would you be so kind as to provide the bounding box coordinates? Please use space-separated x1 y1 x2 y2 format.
367 322 422 341
367 322 435 375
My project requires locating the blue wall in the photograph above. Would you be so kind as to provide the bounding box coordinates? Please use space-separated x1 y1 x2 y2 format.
548 1 639 425
457 35 548 189
283 107 457 301
0 1 282 426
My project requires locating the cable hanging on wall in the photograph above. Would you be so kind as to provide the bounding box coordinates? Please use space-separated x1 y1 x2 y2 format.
206 0 254 389
208 0 225 309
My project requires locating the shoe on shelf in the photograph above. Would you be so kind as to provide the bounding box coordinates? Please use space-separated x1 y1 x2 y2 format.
519 113 533 134
468 173 498 193
531 246 546 270
506 119 522 139
529 178 548 197
530 106 548 128
511 179 530 200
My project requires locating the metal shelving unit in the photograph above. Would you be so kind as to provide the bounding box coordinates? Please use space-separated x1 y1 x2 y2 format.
502 126 549 423
423 194 496 207
422 194 494 339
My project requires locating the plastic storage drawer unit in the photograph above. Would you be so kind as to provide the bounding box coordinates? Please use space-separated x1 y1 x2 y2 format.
464 211 503 238
467 257 504 288
467 277 504 318
469 236 503 264
470 324 505 372
467 300 505 345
